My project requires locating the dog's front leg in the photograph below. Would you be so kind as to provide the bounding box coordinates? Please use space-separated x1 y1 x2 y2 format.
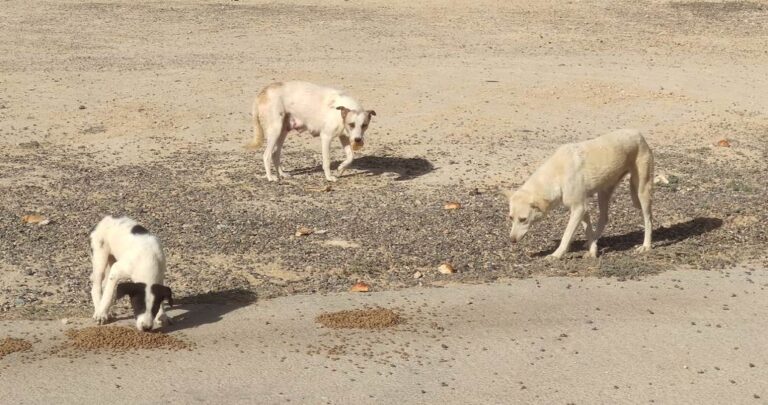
90 246 110 309
320 132 338 182
550 205 585 259
336 135 354 177
93 262 128 324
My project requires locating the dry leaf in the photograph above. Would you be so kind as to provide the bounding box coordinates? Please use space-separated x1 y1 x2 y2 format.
444 201 461 210
438 263 455 274
350 281 370 292
21 214 49 225
295 226 314 237
716 139 731 147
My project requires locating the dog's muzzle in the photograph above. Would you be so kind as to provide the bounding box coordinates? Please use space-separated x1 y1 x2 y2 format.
352 138 364 151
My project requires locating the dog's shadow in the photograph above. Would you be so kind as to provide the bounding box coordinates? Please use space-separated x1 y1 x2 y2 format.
291 155 435 181
160 288 257 332
533 217 724 257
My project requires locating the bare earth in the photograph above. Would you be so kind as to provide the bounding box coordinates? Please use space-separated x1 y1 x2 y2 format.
1 0 767 403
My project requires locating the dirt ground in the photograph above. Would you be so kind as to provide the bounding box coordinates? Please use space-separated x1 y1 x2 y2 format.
1 0 767 320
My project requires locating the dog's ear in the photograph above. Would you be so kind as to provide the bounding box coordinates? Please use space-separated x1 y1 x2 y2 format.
367 109 376 117
336 106 350 120
116 282 144 300
151 284 174 307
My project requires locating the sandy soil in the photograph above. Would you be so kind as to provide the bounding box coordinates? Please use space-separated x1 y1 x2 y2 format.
1 0 767 317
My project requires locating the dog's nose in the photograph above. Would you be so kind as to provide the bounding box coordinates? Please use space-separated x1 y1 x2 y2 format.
353 137 363 143
140 325 152 332
510 238 517 244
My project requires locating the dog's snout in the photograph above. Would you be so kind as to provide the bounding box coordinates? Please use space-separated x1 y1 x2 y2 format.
139 324 152 332
353 137 363 143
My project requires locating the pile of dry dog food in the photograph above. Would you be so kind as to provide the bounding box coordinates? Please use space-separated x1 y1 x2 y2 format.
65 326 190 351
316 307 402 329
0 337 32 359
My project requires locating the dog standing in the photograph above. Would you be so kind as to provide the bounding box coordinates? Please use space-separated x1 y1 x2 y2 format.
89 216 172 331
247 81 376 182
504 129 654 259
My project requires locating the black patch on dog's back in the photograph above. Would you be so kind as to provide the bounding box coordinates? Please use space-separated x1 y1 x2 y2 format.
131 225 149 235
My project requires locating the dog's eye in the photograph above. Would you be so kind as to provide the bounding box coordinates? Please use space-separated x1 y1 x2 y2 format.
349 123 356 129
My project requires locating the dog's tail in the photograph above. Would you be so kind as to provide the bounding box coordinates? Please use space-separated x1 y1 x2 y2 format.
244 97 264 150
629 134 654 209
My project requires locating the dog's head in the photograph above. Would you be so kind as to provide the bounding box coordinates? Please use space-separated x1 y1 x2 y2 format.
337 106 376 149
116 282 173 331
502 188 548 243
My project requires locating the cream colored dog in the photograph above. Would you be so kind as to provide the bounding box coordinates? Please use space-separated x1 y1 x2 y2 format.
504 129 654 259
247 81 376 182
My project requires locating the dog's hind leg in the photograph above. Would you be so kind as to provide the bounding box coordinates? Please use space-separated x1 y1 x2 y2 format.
273 117 291 179
550 205 586 259
631 149 654 252
262 118 284 182
336 135 355 177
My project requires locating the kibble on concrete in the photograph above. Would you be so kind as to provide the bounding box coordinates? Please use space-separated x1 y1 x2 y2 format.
65 326 190 351
0 337 32 358
316 307 402 329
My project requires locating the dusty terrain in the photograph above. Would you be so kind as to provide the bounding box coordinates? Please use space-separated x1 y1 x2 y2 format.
0 0 767 402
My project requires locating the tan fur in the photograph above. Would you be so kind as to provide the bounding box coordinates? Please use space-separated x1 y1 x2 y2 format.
505 129 654 259
246 83 283 149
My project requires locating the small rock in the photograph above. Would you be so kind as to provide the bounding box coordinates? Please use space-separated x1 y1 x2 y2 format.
61 318 69 325
413 271 423 279
654 174 669 185
78 105 86 110
716 139 731 147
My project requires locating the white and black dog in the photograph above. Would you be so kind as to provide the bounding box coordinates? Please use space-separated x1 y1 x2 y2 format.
89 216 173 331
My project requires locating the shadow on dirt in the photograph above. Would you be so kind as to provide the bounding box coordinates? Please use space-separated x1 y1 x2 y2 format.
533 217 724 257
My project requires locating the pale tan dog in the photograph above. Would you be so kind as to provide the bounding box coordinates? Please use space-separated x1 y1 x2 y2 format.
247 81 376 182
503 129 654 259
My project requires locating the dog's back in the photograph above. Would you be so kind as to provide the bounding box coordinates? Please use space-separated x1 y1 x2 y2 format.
90 216 165 269
561 129 652 194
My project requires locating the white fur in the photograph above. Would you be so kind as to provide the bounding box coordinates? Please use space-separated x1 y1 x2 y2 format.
248 81 376 182
504 129 654 259
89 216 169 330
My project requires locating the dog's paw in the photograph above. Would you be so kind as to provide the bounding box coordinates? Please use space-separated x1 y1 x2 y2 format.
546 253 563 260
325 175 338 182
265 174 279 182
92 311 111 325
154 314 172 328
634 245 651 254
582 251 598 259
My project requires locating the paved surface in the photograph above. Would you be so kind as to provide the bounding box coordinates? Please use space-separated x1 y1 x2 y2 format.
2 268 767 404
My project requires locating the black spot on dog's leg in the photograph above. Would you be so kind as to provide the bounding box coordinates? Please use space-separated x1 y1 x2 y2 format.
131 225 149 235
